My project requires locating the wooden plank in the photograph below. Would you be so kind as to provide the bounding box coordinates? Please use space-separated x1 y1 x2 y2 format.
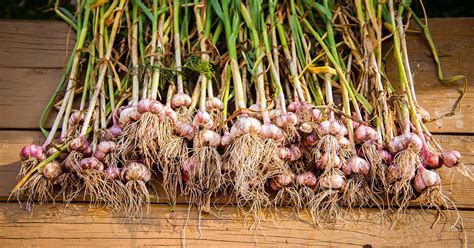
0 68 60 129
0 19 472 132
0 20 74 68
0 203 471 247
1 131 473 208
386 18 474 133
0 17 471 248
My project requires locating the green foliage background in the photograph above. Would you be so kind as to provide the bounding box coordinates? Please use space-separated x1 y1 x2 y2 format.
0 0 472 19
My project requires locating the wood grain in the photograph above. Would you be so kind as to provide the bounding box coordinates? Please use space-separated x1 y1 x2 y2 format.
0 19 472 133
386 18 474 133
1 131 473 208
0 68 61 129
0 20 74 68
0 203 471 247
0 18 473 246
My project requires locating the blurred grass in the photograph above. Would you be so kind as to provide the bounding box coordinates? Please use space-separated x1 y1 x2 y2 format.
411 0 474 18
0 0 472 19
0 0 74 20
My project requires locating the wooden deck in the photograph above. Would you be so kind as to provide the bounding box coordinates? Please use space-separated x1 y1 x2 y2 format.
0 18 473 246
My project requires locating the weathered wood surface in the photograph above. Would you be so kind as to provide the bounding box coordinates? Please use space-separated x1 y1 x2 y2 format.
0 18 473 132
0 18 473 246
0 203 471 247
0 68 60 129
386 18 474 133
0 20 74 68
